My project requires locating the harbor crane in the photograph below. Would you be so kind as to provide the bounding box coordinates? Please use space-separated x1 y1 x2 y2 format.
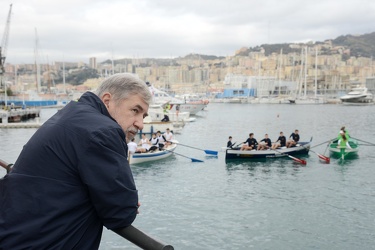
1 3 13 101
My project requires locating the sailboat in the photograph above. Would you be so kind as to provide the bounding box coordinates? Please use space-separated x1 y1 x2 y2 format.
289 47 326 104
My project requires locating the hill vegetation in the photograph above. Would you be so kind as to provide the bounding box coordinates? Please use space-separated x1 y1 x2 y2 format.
235 32 375 58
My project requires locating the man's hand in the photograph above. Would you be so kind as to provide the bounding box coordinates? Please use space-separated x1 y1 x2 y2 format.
137 202 141 214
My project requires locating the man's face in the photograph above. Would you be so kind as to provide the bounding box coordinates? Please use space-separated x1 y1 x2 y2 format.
102 93 149 142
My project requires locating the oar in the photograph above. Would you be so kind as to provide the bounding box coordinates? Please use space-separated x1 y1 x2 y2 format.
311 149 330 163
351 137 375 146
271 148 307 165
163 149 204 162
114 225 174 250
170 141 218 155
300 144 330 163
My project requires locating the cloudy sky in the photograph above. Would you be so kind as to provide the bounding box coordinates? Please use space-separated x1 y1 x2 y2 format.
1 0 375 64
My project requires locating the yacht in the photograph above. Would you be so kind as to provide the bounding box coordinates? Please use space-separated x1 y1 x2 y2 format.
148 85 206 115
340 87 374 105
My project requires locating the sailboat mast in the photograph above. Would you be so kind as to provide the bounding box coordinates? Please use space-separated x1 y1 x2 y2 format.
278 48 283 97
304 46 308 97
34 28 41 93
314 48 318 97
298 47 304 97
62 55 66 94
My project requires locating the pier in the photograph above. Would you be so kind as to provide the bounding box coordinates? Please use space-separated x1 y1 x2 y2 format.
0 107 41 124
0 122 41 128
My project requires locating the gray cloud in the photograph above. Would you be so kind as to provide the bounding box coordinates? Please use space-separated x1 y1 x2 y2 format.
1 0 375 64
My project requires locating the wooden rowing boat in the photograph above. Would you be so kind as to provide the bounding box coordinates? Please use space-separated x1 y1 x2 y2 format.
225 139 311 161
128 142 177 164
328 138 359 160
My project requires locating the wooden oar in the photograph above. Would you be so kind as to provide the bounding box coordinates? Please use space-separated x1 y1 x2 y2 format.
163 149 204 162
300 144 330 163
114 225 174 250
271 148 307 165
311 149 330 163
351 137 375 146
170 140 218 155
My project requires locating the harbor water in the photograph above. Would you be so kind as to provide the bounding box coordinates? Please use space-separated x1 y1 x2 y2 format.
1 103 375 250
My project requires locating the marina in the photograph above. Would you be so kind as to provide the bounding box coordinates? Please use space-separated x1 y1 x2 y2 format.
1 104 375 249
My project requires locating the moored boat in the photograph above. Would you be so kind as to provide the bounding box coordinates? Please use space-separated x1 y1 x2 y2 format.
128 142 178 164
148 85 206 115
340 86 374 105
225 139 311 161
328 138 359 159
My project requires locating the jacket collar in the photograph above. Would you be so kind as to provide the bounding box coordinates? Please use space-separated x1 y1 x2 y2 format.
78 92 114 121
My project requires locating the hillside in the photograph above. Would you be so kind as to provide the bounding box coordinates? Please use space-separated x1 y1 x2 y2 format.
101 32 375 66
235 32 375 58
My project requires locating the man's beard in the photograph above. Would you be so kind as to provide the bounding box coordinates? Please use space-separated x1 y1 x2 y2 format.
125 127 138 143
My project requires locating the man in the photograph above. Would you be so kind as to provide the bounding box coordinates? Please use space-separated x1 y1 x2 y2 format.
0 73 152 249
272 131 287 149
240 133 258 151
227 136 234 148
257 134 272 150
286 129 300 148
128 138 139 154
137 133 151 153
156 130 166 149
164 128 173 146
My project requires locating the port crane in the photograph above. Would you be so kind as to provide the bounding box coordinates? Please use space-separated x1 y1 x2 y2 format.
1 4 13 105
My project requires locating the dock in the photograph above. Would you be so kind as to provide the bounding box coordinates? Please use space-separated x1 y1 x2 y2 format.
0 122 42 128
0 107 41 123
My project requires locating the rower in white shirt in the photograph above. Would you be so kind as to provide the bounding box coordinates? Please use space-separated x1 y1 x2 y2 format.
163 128 173 146
138 133 151 153
127 138 138 154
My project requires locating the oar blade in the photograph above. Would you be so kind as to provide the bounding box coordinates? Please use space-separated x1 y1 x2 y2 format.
289 155 307 165
318 154 330 163
191 158 204 162
204 150 218 155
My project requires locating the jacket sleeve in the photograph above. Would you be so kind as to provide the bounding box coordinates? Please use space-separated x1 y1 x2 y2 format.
77 128 138 230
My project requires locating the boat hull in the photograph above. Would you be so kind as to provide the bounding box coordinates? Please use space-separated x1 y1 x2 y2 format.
225 141 311 160
128 143 177 164
328 139 359 159
340 87 374 105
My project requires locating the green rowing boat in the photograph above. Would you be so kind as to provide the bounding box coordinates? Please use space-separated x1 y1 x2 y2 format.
328 138 359 160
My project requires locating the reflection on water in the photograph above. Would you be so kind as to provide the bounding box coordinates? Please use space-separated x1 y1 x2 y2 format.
2 104 375 250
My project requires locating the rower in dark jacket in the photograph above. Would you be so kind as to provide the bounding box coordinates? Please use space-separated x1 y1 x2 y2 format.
240 133 258 151
286 129 300 148
272 131 287 149
0 74 152 249
227 136 234 148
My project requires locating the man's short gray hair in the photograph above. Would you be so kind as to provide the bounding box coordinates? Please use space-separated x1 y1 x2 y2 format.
94 73 152 105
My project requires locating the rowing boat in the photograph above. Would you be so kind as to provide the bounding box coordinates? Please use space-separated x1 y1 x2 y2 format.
328 138 359 159
128 142 177 164
225 139 311 161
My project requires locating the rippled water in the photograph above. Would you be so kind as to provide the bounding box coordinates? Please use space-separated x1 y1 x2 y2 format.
1 104 375 250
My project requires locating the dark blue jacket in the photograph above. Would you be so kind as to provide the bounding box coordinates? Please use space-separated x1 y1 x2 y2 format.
0 92 138 249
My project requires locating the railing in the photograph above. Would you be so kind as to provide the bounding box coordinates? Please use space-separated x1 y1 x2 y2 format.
0 159 174 250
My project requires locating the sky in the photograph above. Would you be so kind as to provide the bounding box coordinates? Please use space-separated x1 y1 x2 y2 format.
1 0 375 65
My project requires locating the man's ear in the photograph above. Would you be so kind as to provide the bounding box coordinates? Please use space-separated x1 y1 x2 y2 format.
101 92 111 108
